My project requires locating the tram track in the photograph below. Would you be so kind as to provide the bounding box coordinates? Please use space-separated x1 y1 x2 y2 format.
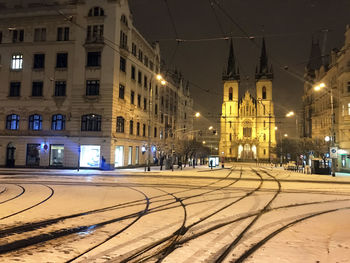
0 184 25 205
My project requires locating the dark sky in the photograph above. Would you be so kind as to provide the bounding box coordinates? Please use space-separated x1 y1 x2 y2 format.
128 0 350 136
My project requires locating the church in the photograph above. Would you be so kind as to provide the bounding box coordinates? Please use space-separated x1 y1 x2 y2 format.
219 39 276 162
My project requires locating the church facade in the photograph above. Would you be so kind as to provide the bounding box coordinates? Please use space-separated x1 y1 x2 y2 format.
219 39 276 162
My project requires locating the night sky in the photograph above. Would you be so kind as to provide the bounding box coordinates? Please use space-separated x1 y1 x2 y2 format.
129 0 350 136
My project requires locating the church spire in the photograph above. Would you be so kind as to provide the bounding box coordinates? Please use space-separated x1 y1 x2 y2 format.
255 37 273 80
223 39 240 81
305 37 322 78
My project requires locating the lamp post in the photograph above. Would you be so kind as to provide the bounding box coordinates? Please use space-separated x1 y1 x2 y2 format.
147 74 166 172
286 111 298 138
314 82 336 176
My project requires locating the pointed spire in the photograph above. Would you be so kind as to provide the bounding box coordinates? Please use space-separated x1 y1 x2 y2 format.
306 37 322 78
223 39 240 81
255 37 273 80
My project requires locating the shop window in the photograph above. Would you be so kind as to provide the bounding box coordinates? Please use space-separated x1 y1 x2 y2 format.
135 146 139 164
29 114 42 130
80 145 100 168
51 114 66 130
81 114 101 131
115 146 124 167
128 146 132 165
50 145 64 166
6 114 19 130
26 144 40 166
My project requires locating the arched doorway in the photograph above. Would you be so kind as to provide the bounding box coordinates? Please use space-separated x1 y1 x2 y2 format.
6 143 16 168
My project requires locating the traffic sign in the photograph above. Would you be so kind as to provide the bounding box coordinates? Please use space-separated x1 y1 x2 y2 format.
330 147 338 158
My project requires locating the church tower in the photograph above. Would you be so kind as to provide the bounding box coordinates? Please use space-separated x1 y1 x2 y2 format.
255 38 276 160
219 39 240 159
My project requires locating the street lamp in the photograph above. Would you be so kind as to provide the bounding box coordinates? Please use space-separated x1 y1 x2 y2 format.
208 126 213 130
286 111 298 138
284 133 288 137
147 74 166 172
314 82 336 176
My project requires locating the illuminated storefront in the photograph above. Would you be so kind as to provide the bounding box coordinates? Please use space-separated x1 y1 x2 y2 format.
80 145 101 168
115 146 124 167
50 145 64 166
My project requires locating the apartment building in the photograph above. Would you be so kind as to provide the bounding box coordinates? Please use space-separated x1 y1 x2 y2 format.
0 0 193 169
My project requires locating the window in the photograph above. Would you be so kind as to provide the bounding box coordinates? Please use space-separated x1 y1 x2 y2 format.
348 103 350 115
137 94 141 107
88 7 105 17
11 54 23 70
87 51 101 67
149 61 154 71
33 54 45 69
120 31 128 49
144 98 147 110
131 65 136 80
121 14 128 26
264 134 266 141
51 114 65 130
144 56 149 67
132 43 137 56
154 127 157 138
0 31 2 43
56 53 68 68
57 27 69 41
86 80 100 96
120 56 126 72
137 122 140 136
161 113 164 123
243 127 252 137
116 116 124 133
32 81 43 97
6 114 19 130
34 28 46 42
230 133 232 141
119 84 125 99
229 87 233 101
142 124 146 136
129 120 134 135
131 91 135 104
86 25 104 42
12 29 24 43
263 149 266 155
347 82 350 93
262 86 267 99
144 76 148 89
29 114 42 130
155 104 158 115
138 71 142 84
9 82 20 97
54 81 66 96
81 114 101 131
138 49 143 62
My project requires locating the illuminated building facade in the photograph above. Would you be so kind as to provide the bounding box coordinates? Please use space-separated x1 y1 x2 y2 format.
219 39 276 161
302 25 350 172
0 0 193 169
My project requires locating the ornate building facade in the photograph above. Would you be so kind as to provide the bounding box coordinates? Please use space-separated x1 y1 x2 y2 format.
219 39 276 161
0 0 193 169
302 25 350 172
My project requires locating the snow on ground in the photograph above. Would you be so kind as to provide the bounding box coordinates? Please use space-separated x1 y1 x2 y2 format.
0 164 349 262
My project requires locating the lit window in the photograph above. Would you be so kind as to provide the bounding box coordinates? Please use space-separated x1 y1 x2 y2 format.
348 103 350 115
11 54 23 70
6 114 19 130
52 114 66 130
29 114 42 130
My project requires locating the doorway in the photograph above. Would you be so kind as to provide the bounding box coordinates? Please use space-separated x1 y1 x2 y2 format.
6 143 16 168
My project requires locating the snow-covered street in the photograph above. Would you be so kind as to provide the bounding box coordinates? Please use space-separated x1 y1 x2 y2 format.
0 164 350 262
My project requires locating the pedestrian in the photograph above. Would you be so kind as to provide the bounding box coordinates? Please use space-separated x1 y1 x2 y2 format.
101 156 106 170
160 156 163 170
210 159 213 169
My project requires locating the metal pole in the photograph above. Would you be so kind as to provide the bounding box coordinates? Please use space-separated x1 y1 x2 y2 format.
147 79 152 171
330 88 336 177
